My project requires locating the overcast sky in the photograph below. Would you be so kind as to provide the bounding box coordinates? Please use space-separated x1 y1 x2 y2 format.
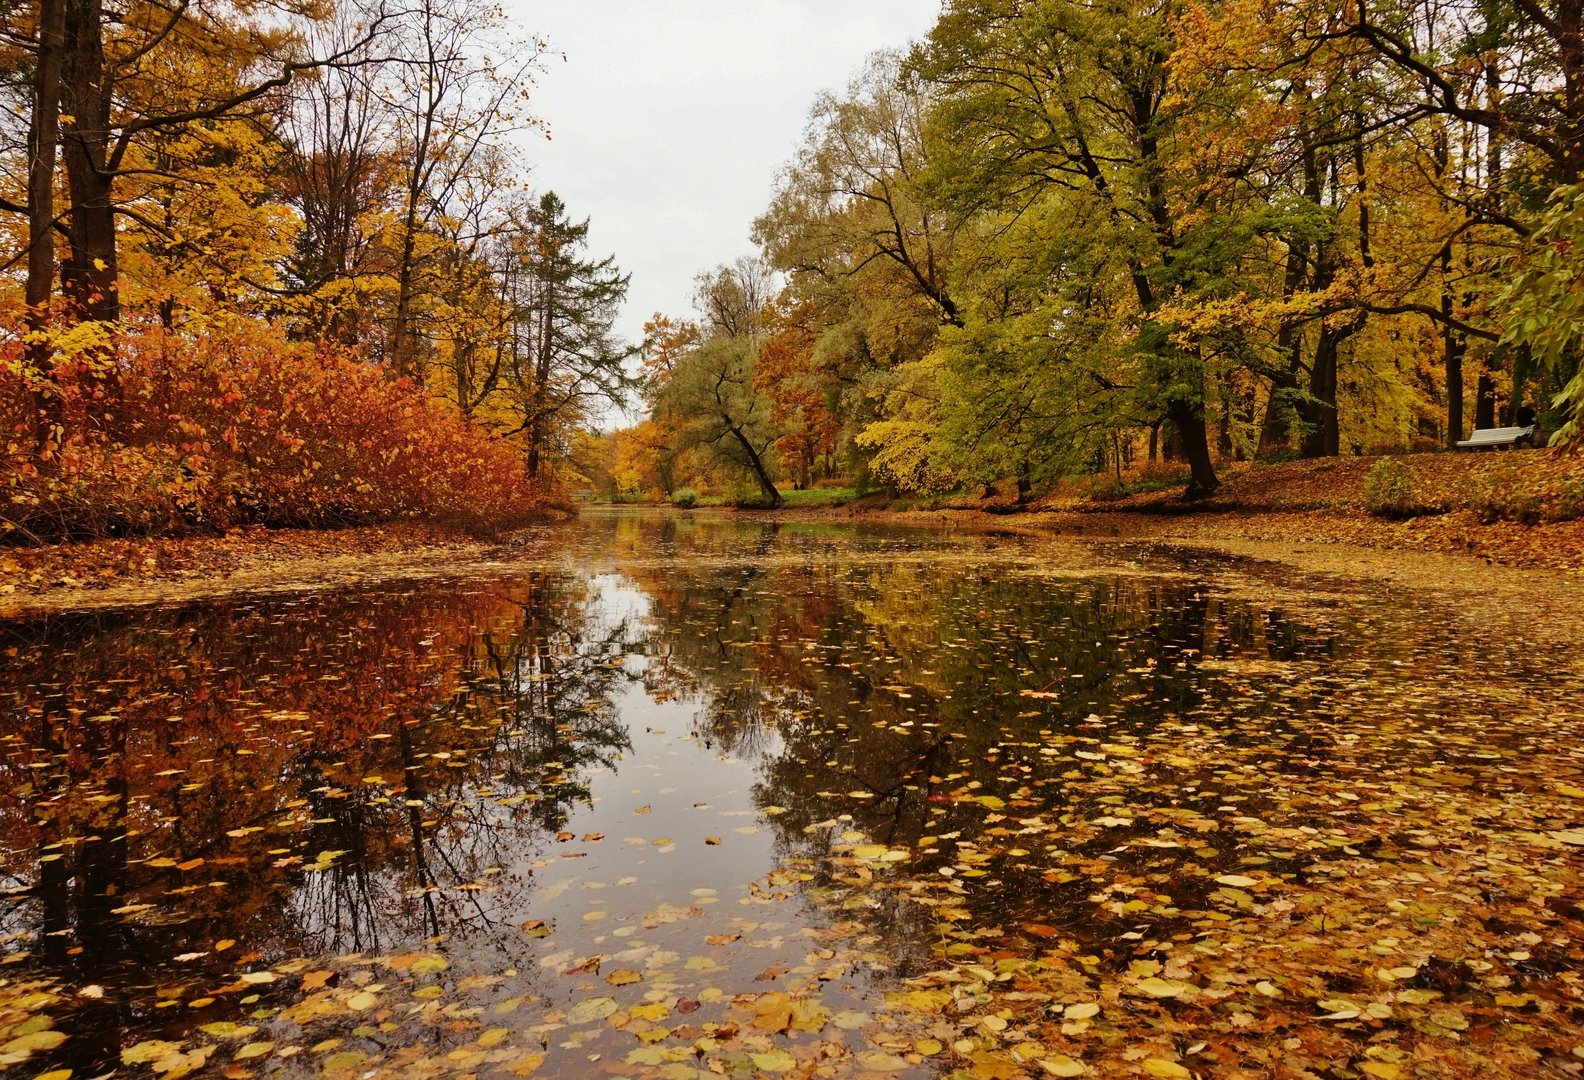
513 2 942 350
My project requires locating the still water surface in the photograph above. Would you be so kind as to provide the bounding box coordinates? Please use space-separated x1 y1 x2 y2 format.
2 511 1580 1077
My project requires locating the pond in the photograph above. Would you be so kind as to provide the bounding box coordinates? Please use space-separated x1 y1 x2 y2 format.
2 511 1582 1078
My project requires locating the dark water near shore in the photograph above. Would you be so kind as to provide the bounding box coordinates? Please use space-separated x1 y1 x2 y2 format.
2 511 1580 1077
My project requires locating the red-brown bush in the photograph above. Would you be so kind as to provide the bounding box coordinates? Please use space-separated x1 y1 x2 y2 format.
3 319 545 541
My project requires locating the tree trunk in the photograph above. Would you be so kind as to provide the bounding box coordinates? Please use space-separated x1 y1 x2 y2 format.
26 0 66 363
1168 399 1218 499
1474 369 1497 430
724 419 781 506
60 0 119 324
1300 326 1342 457
23 0 67 439
390 220 419 379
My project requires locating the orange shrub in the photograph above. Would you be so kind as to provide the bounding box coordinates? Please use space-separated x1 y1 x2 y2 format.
3 319 544 541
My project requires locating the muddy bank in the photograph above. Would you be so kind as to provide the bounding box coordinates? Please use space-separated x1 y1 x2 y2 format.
0 521 565 619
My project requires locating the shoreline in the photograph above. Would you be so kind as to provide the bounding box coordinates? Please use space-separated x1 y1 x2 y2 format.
2 492 1579 621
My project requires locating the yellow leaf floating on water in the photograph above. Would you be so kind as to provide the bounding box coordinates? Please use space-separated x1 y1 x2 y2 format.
789 998 829 1032
508 1053 545 1076
858 1050 911 1070
477 1028 509 1048
891 988 951 1013
410 954 448 975
35 1070 72 1080
123 1040 184 1065
606 969 642 986
1 1028 67 1055
916 1038 944 1055
750 1048 797 1073
830 1009 867 1030
234 1042 273 1060
567 996 618 1024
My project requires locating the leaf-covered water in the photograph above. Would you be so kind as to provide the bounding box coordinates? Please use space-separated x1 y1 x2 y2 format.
2 512 1582 1078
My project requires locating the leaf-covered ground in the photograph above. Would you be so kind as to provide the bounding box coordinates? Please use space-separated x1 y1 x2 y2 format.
1 511 1582 1079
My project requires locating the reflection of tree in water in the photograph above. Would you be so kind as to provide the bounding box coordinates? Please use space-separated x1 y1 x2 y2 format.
282 571 636 955
628 553 1355 971
0 570 635 1050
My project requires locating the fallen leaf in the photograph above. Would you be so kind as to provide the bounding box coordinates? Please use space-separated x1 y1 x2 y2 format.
567 996 618 1024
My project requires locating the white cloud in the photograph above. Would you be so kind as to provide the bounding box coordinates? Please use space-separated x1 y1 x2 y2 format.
506 1 941 349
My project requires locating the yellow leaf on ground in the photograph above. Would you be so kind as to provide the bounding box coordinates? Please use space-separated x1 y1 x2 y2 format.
1360 1065 1402 1079
1133 977 1192 998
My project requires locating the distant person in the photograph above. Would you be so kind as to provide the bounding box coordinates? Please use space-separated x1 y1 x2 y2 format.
1517 404 1536 429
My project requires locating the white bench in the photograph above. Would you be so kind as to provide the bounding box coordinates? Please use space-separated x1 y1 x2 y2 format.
1456 425 1536 449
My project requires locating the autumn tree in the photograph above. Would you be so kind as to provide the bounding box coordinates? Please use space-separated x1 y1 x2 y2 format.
646 260 784 505
752 50 961 491
278 2 399 346
910 0 1237 497
380 0 545 379
47 0 381 324
656 335 783 506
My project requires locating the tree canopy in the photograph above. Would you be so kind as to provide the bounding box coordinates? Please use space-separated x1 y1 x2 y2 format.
618 0 1584 506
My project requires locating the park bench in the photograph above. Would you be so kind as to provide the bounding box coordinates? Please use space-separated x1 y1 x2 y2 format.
1455 424 1536 450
